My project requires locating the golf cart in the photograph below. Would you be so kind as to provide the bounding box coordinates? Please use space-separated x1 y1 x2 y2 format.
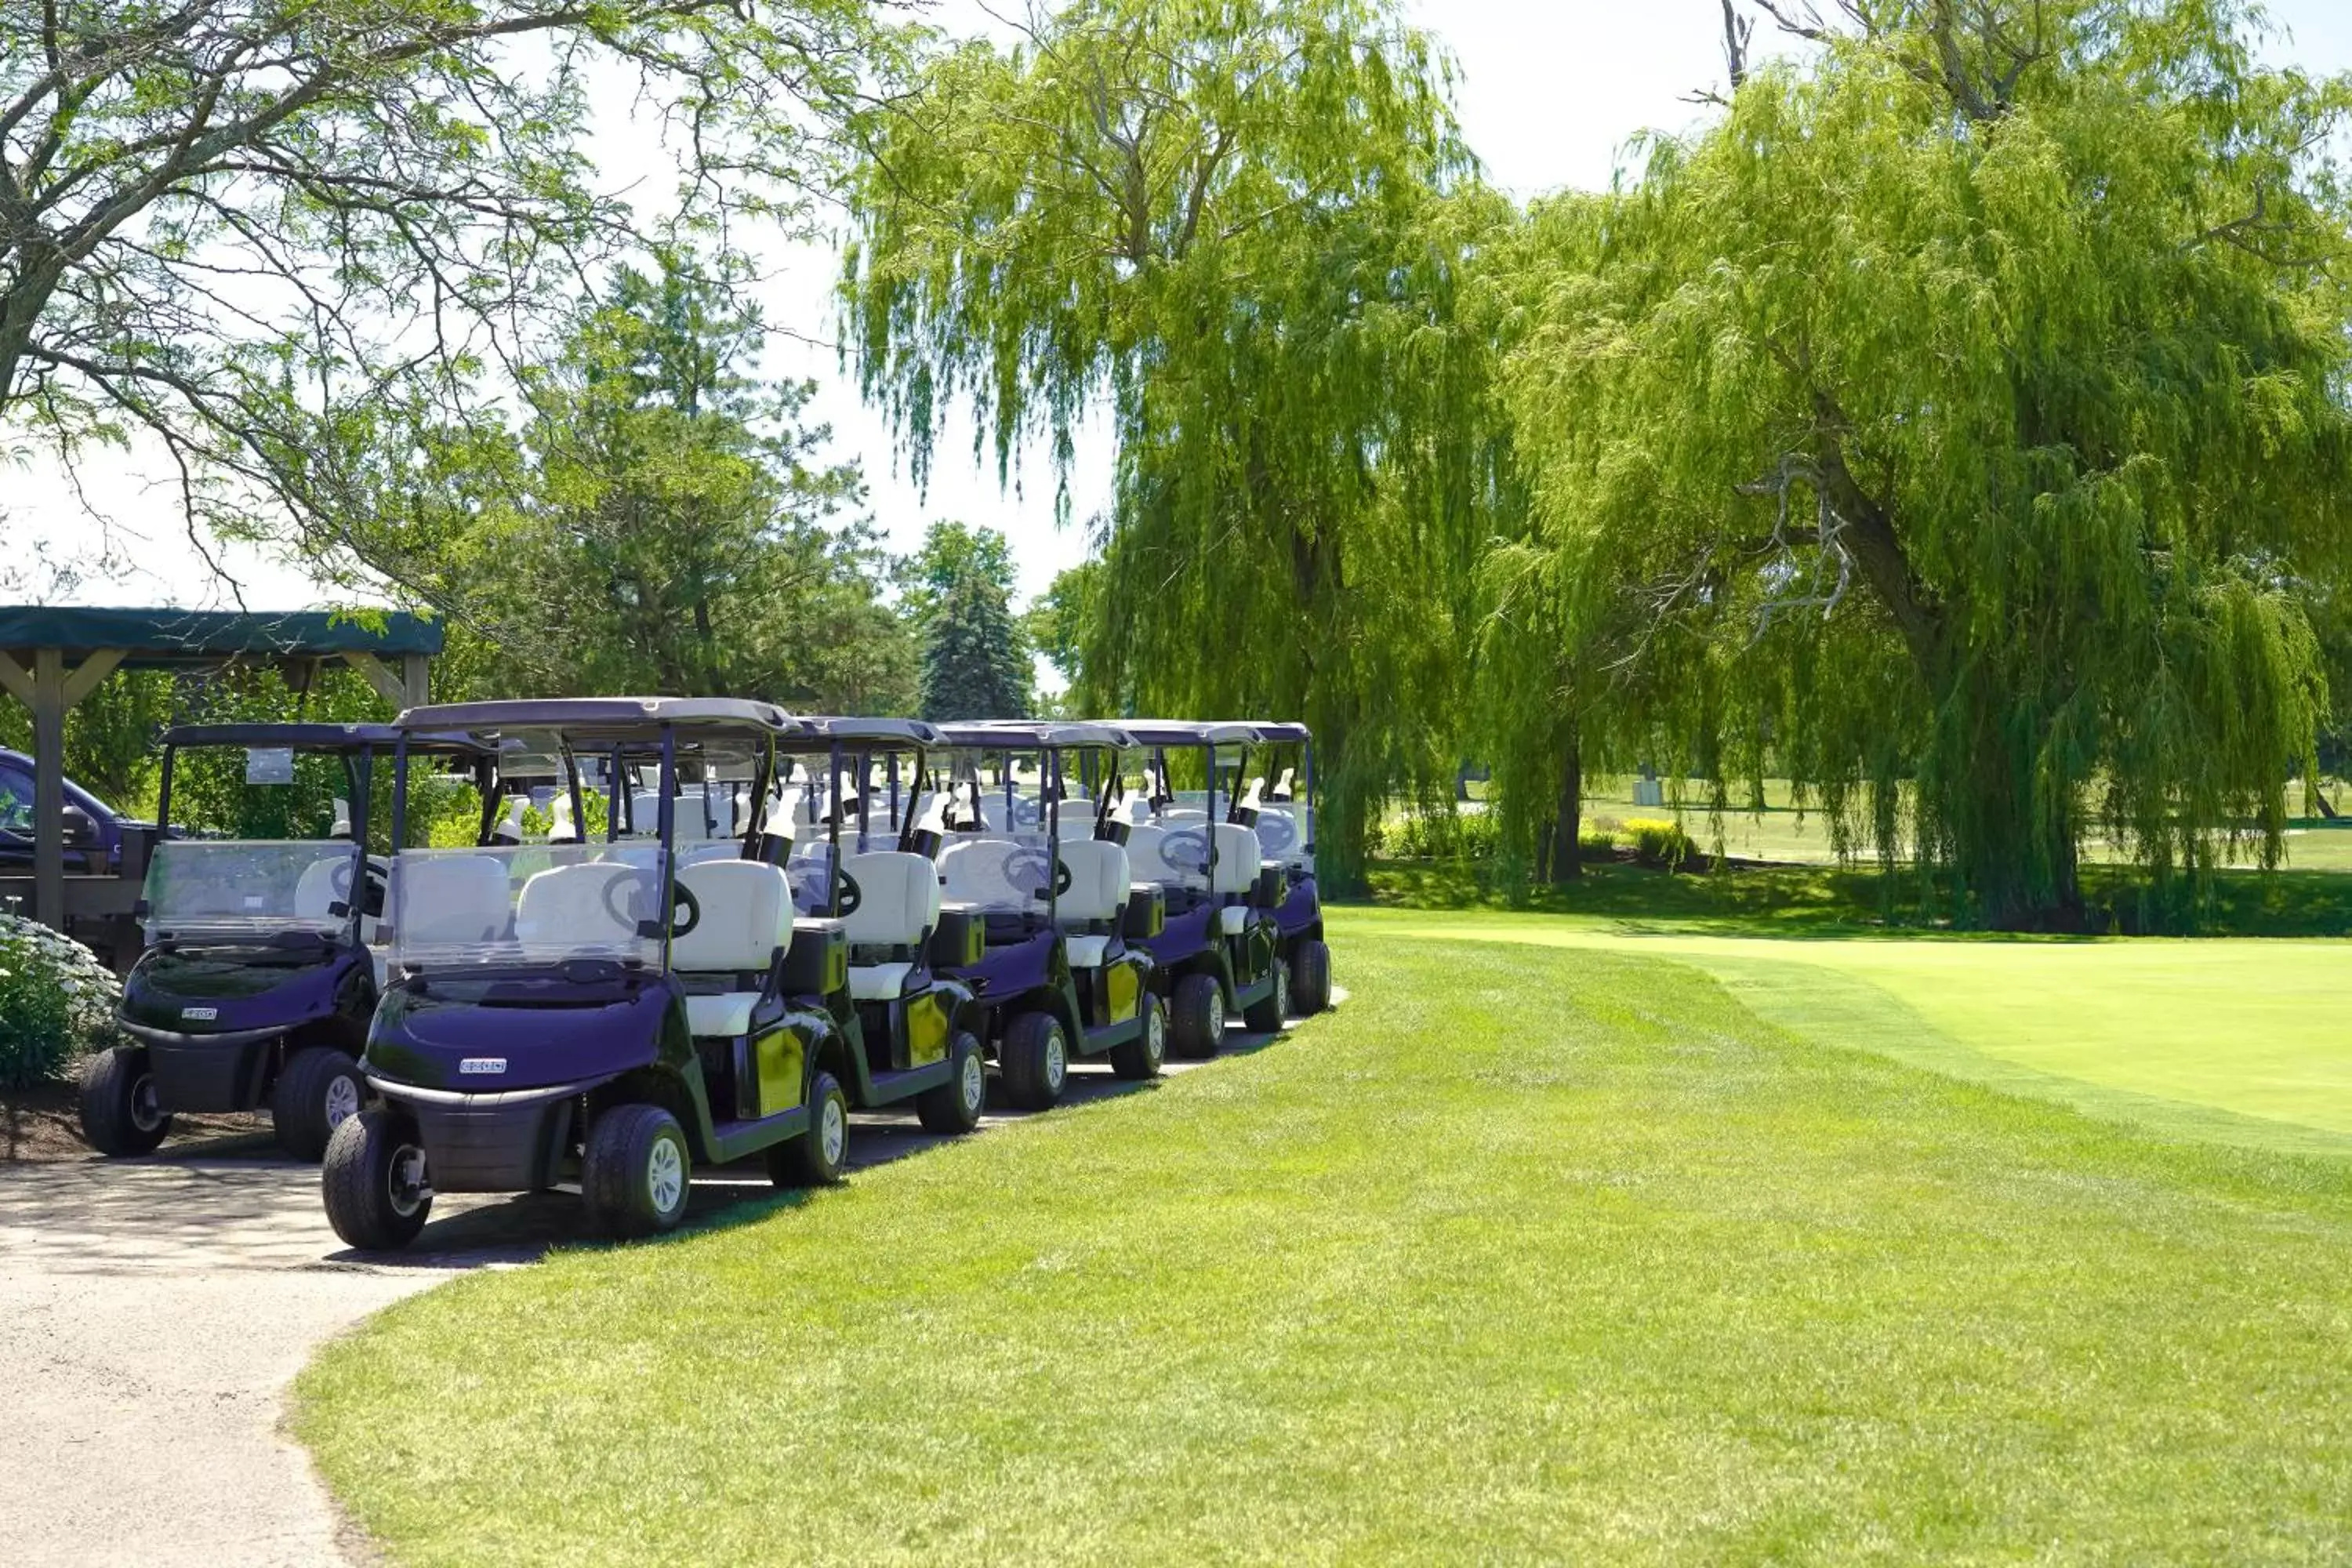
321 698 858 1250
924 722 1168 1110
85 724 500 1160
1216 719 1331 1014
1110 721 1294 1056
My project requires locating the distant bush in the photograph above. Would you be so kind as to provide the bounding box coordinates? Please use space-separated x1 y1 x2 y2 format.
0 915 122 1090
1577 827 1621 859
1622 816 1695 869
1376 807 1500 862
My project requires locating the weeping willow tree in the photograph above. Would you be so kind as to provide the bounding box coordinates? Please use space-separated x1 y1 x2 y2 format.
1500 0 2352 928
840 0 1515 889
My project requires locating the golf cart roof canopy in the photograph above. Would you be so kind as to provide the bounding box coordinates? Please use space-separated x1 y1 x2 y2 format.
393 697 803 739
1115 720 1267 747
1218 720 1310 743
789 717 946 746
934 720 1138 750
162 722 495 755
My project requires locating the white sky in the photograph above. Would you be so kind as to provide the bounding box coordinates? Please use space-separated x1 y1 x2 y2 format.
11 0 2352 613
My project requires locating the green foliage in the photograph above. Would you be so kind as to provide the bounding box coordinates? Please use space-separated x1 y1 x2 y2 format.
1370 804 1499 862
843 0 1515 889
898 522 1022 630
1025 562 1101 690
1621 817 1694 869
0 670 177 813
0 915 121 1090
1495 0 2352 927
920 570 1033 721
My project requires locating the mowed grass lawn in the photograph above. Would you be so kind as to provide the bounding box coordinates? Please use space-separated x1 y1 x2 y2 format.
297 924 2352 1565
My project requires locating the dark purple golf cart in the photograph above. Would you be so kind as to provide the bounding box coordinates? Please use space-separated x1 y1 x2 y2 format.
1106 720 1298 1056
85 723 500 1160
1214 719 1330 1014
922 722 1168 1110
322 698 857 1250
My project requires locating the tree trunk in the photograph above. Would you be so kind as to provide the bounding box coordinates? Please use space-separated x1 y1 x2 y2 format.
1552 720 1583 884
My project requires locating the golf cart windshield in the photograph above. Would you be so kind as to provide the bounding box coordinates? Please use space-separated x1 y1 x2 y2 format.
386 844 667 971
934 746 1058 916
143 840 366 942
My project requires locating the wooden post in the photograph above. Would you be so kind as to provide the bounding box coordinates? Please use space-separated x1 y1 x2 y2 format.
32 646 64 928
401 652 430 709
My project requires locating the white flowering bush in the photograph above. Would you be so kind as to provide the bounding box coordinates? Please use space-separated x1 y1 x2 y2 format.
0 913 124 1090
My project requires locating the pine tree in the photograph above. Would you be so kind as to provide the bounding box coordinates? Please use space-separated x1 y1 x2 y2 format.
920 571 1033 721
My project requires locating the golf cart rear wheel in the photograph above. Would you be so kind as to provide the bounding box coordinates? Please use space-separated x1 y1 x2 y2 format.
1243 959 1290 1033
321 1109 433 1251
1169 973 1225 1060
78 1044 171 1156
770 1071 849 1187
583 1104 693 1238
1000 1011 1069 1110
272 1047 365 1162
1109 993 1167 1081
1290 939 1333 1016
916 1033 987 1134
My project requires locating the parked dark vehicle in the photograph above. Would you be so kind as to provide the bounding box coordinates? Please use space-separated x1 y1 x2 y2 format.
325 698 862 1250
1110 721 1305 1055
922 722 1168 1110
82 724 500 1160
0 746 147 876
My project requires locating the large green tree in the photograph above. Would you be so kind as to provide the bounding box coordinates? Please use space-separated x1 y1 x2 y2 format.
1500 0 2352 926
0 0 882 583
919 567 1033 720
841 0 1511 889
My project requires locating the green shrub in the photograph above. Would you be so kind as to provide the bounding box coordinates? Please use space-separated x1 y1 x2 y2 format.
0 915 121 1090
1379 806 1500 862
1622 816 1695 869
1577 828 1621 859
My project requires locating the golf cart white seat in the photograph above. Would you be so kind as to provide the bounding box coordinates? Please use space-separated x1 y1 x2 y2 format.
673 859 791 1038
1050 798 1098 839
841 851 941 1000
1123 824 1181 889
1056 838 1129 970
938 836 1030 911
517 860 645 951
394 854 511 946
1210 822 1262 935
293 854 354 923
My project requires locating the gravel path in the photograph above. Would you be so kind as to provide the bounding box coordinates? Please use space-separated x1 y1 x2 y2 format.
0 1025 1293 1567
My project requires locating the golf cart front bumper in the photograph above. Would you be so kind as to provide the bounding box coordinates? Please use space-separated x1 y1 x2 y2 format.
118 1020 282 1112
367 1076 594 1193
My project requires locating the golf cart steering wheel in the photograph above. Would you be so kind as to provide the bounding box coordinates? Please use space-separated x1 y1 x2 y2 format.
837 871 863 918
1256 814 1296 853
669 880 701 938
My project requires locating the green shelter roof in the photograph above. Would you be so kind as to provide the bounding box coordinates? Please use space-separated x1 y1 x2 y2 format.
0 606 441 666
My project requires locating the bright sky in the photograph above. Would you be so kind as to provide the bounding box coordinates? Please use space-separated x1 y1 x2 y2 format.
13 0 2352 614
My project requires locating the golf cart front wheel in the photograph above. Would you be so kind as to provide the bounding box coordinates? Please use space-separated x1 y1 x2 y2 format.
583 1104 693 1238
273 1046 365 1162
78 1044 171 1156
321 1109 433 1251
1109 993 1167 1081
1000 1011 1069 1110
916 1033 987 1134
1243 959 1290 1033
1290 939 1333 1015
1170 973 1225 1060
771 1071 850 1187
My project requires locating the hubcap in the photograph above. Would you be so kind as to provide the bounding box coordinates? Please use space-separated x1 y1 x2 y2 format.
1208 993 1225 1038
323 1074 361 1130
647 1134 684 1214
129 1074 163 1134
821 1097 846 1167
960 1051 985 1113
387 1143 428 1218
1277 964 1290 1018
1146 1007 1166 1066
1044 1029 1067 1091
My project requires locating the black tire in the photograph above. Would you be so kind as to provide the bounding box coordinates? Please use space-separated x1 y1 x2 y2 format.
1169 972 1225 1060
321 1109 433 1251
1000 1011 1069 1110
78 1044 171 1156
1243 956 1290 1033
916 1033 986 1134
271 1047 365 1162
1109 993 1167 1081
769 1070 850 1187
583 1103 693 1238
1290 938 1333 1016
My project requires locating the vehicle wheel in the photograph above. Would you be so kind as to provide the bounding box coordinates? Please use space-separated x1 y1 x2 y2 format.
1244 956 1290 1033
1169 973 1225 1060
1000 1011 1069 1110
321 1109 433 1250
1109 993 1167 1081
271 1047 365 1162
78 1045 171 1156
916 1033 986 1134
770 1071 850 1187
1290 939 1333 1015
583 1103 692 1238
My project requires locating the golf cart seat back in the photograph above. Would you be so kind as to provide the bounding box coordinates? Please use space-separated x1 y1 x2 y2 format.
517 861 645 950
1123 824 1184 888
1056 839 1129 970
672 860 793 1037
1049 797 1098 839
394 854 510 946
293 855 352 923
1209 822 1263 934
841 851 941 1000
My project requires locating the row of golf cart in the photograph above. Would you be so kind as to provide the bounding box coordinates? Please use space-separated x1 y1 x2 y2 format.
79 702 1330 1249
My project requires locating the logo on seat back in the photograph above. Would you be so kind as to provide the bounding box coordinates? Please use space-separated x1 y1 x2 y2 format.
459 1058 507 1076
